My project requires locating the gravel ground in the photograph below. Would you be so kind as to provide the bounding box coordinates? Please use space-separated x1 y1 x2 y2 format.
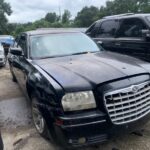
1 66 150 150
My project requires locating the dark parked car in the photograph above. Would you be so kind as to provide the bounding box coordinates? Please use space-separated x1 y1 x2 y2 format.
86 13 150 61
8 29 150 149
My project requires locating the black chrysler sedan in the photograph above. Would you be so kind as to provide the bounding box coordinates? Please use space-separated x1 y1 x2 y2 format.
86 13 150 62
8 29 150 148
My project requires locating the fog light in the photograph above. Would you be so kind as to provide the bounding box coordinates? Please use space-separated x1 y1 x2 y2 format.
78 137 86 144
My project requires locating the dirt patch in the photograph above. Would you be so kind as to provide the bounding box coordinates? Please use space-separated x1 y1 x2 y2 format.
2 128 55 150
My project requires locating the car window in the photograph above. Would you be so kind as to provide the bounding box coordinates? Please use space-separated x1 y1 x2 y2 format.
96 20 119 38
86 21 100 37
30 33 100 59
86 22 96 33
17 35 27 56
117 18 147 38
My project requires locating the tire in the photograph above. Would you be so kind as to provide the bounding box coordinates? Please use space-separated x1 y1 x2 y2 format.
31 95 50 139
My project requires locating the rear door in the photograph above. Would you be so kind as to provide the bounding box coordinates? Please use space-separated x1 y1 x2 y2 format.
115 18 149 60
92 19 120 50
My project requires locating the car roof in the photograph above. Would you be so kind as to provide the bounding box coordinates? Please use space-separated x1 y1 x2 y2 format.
24 28 87 36
99 13 150 21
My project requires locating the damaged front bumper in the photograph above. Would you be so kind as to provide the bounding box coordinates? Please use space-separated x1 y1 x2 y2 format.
51 110 150 148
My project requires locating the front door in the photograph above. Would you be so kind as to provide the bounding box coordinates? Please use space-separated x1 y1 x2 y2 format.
13 34 29 95
115 18 149 61
93 19 120 51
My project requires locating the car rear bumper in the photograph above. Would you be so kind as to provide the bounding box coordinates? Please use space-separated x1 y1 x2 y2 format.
52 111 150 148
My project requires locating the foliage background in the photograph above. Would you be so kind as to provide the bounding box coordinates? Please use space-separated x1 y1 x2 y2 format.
0 0 150 36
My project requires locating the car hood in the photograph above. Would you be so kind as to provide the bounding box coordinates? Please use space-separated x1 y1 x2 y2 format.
33 51 150 92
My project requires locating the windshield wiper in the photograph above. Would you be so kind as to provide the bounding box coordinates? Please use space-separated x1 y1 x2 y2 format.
32 54 70 60
31 51 100 59
71 51 99 56
71 51 92 56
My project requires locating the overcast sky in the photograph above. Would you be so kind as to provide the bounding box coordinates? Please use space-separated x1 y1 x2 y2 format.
5 0 107 23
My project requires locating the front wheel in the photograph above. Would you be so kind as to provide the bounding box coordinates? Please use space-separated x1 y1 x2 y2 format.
31 96 49 139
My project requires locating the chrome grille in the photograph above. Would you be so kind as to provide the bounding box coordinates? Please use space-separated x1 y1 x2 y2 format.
104 81 150 124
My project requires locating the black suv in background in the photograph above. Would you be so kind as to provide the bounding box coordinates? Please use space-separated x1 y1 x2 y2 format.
86 13 150 61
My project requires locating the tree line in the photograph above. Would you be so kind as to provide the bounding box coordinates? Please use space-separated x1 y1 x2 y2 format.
0 0 150 36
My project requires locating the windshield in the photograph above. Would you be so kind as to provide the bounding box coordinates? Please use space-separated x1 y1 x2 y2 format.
30 33 100 59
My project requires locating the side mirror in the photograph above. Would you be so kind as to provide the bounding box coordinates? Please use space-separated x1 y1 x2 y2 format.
141 29 150 41
10 48 23 56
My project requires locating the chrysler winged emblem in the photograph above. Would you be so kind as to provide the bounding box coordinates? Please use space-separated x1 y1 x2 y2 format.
131 85 139 93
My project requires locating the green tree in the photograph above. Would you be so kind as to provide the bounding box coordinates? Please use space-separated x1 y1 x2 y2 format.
138 0 150 13
8 0 150 35
74 6 99 27
0 0 12 34
14 24 24 35
45 12 58 23
99 0 150 17
62 10 71 24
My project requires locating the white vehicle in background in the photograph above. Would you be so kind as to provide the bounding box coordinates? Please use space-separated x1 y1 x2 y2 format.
0 44 6 67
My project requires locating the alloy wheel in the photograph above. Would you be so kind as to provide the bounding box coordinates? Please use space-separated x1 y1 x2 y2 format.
32 98 45 134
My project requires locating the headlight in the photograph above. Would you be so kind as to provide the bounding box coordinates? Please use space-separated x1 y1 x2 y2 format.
62 91 96 111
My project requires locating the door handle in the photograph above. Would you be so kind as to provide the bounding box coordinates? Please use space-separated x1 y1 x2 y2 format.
97 41 103 45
